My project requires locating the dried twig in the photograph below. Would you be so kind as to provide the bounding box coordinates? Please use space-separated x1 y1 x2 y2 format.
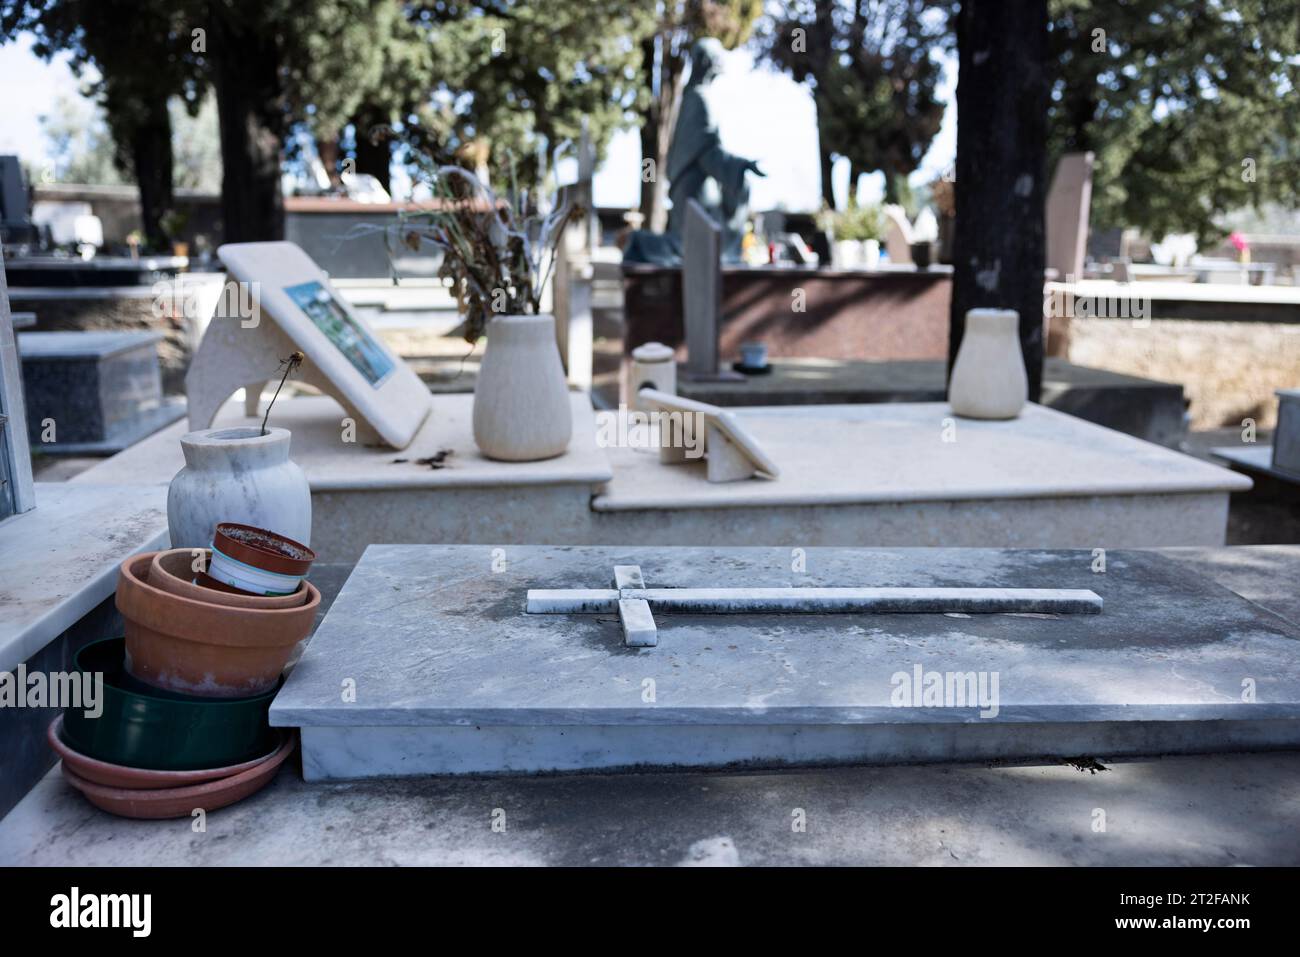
261 351 304 435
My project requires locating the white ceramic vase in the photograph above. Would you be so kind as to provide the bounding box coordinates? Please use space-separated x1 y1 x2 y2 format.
167 426 312 549
947 308 1028 420
861 239 881 270
833 239 863 269
472 313 573 461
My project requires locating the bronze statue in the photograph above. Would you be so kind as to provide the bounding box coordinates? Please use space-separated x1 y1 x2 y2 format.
624 39 765 264
666 39 765 259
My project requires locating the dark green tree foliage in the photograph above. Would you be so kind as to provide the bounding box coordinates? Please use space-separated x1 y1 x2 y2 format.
761 0 954 209
3 0 204 249
1048 0 1300 242
285 0 434 189
407 0 656 198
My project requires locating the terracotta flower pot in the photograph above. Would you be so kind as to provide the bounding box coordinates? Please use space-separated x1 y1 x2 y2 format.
61 733 296 820
150 548 306 610
117 553 319 697
210 523 316 596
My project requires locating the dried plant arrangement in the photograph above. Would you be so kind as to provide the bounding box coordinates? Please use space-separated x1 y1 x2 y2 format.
364 131 584 344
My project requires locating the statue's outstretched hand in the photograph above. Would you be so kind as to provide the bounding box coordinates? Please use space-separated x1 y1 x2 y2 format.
745 160 766 177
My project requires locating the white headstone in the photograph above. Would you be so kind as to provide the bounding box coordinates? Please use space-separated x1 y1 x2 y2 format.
882 205 914 265
1045 151 1095 281
637 386 778 483
188 242 432 449
682 199 722 377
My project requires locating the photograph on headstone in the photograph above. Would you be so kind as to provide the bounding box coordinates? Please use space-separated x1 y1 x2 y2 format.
0 0 1298 901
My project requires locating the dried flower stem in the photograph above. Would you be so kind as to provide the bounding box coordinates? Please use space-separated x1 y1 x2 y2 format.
261 351 304 435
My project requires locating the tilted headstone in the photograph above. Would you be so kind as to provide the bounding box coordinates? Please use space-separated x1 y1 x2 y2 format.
187 242 432 449
637 387 778 484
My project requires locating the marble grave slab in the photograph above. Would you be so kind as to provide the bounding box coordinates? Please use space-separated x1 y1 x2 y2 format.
271 545 1300 778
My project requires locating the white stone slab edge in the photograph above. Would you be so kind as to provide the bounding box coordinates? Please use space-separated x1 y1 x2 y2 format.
298 719 1300 779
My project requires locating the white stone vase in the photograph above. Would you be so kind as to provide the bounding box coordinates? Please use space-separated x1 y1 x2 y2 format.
833 239 863 269
948 308 1028 420
472 313 573 461
167 426 312 549
861 239 881 270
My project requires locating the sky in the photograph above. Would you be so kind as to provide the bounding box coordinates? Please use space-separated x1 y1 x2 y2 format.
0 35 958 212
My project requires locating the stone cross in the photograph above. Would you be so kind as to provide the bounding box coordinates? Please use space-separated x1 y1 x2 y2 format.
527 564 1103 648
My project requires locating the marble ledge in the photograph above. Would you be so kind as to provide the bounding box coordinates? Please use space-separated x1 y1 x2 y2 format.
0 483 169 673
72 391 614 492
593 402 1251 512
271 702 1300 728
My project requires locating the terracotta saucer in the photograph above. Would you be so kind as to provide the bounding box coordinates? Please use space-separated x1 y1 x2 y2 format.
47 715 281 790
61 732 296 820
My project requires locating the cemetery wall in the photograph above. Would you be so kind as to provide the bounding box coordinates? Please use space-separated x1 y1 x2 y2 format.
1068 318 1300 429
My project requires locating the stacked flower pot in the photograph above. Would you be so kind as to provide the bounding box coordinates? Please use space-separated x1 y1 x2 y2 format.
51 524 317 819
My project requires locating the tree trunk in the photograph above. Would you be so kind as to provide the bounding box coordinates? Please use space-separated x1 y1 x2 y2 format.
638 33 660 226
639 30 683 232
814 0 837 209
949 0 1047 402
818 135 836 210
211 13 286 244
351 107 392 194
128 94 174 252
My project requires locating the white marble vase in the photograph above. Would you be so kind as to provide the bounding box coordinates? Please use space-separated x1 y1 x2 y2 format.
832 240 862 269
472 314 572 461
948 308 1028 419
167 426 312 549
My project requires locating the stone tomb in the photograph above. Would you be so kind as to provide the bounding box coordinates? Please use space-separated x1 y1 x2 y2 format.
270 545 1300 779
18 330 184 454
74 394 1250 559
